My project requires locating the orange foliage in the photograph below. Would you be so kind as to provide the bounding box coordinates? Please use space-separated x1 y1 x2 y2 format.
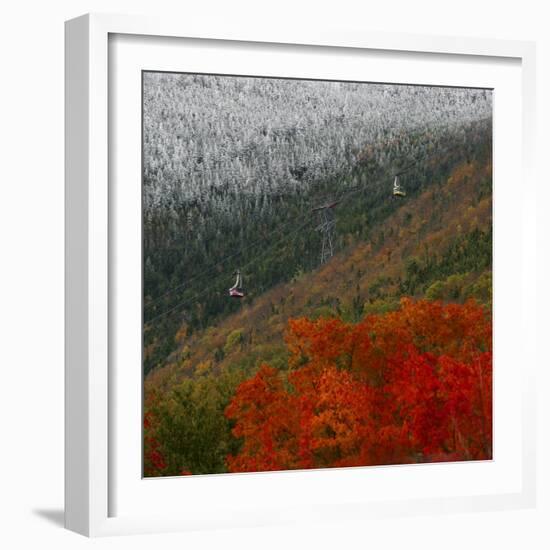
225 299 492 472
224 364 303 472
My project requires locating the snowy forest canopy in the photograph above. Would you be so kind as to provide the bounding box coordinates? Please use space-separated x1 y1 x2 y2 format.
143 72 492 215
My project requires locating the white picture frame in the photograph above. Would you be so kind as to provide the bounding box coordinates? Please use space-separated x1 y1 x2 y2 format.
65 13 537 537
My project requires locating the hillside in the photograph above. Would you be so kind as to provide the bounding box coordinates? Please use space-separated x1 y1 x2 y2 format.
142 75 493 477
142 73 492 374
146 154 492 394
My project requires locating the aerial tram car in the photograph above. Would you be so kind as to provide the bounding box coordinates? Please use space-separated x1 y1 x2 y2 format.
392 175 406 197
229 270 245 298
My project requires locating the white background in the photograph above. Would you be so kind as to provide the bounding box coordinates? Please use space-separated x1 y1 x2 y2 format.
0 1 547 549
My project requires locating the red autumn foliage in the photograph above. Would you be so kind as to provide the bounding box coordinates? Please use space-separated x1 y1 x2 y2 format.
143 391 169 476
225 298 492 472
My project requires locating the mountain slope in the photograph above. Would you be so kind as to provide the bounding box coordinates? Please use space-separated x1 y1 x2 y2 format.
142 74 492 374
146 154 492 392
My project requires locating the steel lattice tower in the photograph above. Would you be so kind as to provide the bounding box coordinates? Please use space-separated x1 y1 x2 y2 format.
313 200 340 264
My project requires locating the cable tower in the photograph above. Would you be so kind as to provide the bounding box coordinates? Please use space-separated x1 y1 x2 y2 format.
313 200 340 264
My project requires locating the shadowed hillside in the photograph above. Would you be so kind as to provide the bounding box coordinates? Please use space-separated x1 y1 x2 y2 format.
146 154 491 393
142 73 492 374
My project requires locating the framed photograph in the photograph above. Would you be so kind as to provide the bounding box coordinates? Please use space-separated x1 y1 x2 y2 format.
65 13 537 536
